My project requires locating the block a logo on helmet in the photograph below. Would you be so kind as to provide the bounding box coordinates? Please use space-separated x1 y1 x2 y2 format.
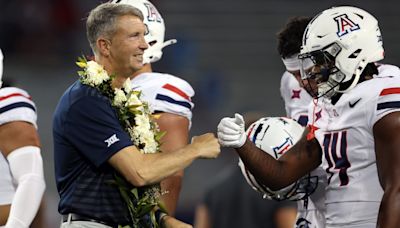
112 0 177 64
238 117 318 201
334 13 360 37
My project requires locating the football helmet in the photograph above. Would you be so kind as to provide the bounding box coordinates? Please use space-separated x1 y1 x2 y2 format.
0 48 3 88
112 0 176 63
239 117 318 201
299 6 384 98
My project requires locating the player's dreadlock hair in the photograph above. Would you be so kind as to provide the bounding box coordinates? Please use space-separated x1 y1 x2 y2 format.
277 16 312 59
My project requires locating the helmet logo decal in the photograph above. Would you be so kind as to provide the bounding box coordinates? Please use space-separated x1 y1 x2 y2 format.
144 3 162 23
334 14 360 37
273 137 293 156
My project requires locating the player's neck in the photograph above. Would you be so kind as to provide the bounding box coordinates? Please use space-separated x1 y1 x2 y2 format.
131 64 152 79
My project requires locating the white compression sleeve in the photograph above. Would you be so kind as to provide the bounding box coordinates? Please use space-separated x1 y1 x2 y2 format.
5 146 45 228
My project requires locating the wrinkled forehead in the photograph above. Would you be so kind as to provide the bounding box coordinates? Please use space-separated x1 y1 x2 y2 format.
116 14 146 33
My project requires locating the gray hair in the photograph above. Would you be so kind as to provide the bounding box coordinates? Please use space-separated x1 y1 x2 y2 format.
86 3 144 53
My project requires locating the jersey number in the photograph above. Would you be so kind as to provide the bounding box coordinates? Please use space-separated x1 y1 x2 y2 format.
323 131 351 186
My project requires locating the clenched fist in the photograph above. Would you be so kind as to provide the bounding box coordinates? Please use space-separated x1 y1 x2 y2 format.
217 113 246 148
190 133 220 159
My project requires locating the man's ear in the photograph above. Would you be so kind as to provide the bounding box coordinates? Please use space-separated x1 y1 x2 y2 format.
97 38 111 57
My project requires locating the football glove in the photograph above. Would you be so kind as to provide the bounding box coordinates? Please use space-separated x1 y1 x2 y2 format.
217 113 246 148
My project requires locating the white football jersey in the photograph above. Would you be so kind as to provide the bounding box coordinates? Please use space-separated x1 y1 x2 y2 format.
0 87 37 205
308 66 400 227
280 71 313 126
376 63 400 78
131 72 194 127
280 71 327 228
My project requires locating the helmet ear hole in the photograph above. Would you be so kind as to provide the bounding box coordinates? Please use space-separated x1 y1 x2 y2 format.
348 49 362 59
148 40 157 46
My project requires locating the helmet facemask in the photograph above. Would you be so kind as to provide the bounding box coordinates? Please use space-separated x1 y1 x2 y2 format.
299 43 345 98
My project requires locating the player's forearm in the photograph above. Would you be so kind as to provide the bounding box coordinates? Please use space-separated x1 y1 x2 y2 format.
377 188 400 227
160 172 183 215
236 139 288 190
5 146 45 228
5 175 45 228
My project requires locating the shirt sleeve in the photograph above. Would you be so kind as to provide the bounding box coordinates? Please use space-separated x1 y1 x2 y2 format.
0 87 37 128
64 95 133 167
153 79 194 121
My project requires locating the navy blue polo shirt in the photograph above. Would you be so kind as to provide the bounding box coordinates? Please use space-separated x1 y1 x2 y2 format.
53 81 133 224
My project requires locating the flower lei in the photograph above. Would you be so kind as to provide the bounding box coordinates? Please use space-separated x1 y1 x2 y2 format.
76 57 166 228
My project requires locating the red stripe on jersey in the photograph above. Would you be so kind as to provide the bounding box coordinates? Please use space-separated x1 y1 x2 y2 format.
162 83 190 101
0 93 31 101
380 88 400 96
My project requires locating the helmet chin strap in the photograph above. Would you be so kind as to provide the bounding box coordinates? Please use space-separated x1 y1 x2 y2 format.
143 39 177 64
162 39 177 49
319 59 368 98
336 59 368 94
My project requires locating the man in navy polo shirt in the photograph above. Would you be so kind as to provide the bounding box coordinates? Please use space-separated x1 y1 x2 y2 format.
53 3 220 228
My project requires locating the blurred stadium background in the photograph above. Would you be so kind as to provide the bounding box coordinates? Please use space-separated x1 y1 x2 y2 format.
1 0 399 226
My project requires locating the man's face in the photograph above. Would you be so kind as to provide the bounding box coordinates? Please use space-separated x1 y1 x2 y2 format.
108 15 148 76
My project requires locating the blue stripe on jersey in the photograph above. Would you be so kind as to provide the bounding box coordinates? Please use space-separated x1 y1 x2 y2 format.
0 102 36 114
377 101 400 110
156 94 191 109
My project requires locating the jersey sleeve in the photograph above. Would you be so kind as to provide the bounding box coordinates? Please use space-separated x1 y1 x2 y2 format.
152 77 194 121
64 96 133 167
372 87 400 125
367 77 400 129
0 87 37 128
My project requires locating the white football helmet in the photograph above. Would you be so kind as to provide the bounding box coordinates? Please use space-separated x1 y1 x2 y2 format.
239 117 318 201
0 48 3 88
112 0 177 63
299 6 384 98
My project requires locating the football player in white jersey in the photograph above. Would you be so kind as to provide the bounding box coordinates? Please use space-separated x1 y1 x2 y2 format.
218 6 400 228
0 49 45 228
112 0 194 225
277 17 327 228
